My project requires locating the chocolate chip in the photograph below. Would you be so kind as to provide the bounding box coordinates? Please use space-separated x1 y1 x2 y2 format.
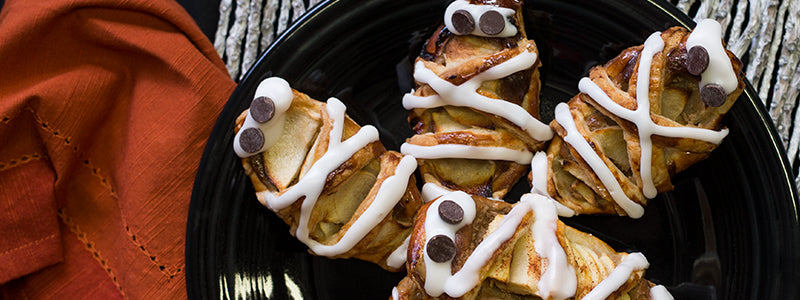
700 83 726 107
451 10 475 35
686 46 709 76
239 127 264 153
438 200 464 224
250 96 275 123
479 10 505 35
426 235 456 263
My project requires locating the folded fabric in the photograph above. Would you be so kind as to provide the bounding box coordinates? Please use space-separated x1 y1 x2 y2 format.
0 0 235 298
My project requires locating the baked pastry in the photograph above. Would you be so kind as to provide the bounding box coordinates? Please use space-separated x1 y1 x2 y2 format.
390 192 671 299
401 0 553 199
533 19 744 218
233 77 423 271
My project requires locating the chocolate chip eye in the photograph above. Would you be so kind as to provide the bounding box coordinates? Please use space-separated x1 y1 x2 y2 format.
438 200 464 224
479 10 505 35
250 96 276 123
451 9 475 35
239 127 265 153
686 46 710 76
427 235 456 263
700 83 726 107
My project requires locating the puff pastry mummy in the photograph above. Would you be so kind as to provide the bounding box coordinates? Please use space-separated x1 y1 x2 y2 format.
390 192 671 299
534 20 744 218
233 77 423 271
401 0 553 199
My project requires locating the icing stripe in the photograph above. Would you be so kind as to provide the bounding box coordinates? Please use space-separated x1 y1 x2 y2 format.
402 49 553 142
529 151 575 217
528 194 577 299
634 32 665 198
400 143 534 164
391 286 399 300
421 182 452 203
581 252 650 300
529 151 550 196
387 235 411 269
649 285 675 300
554 103 645 218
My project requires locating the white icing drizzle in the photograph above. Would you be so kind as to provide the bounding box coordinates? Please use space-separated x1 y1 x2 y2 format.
255 95 418 257
400 143 533 165
686 19 738 94
529 151 575 217
581 252 650 300
649 285 675 300
233 77 294 158
633 32 666 198
578 32 729 199
391 286 399 300
554 103 645 218
422 191 478 297
529 151 549 196
444 0 518 38
527 194 577 300
421 182 453 203
386 235 411 269
402 49 553 142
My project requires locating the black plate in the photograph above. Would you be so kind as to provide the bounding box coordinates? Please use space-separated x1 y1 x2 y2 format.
186 0 800 299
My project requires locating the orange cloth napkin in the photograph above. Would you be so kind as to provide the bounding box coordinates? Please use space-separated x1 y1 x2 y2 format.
0 0 236 298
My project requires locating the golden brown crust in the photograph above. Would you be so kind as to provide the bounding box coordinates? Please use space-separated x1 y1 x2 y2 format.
543 26 745 216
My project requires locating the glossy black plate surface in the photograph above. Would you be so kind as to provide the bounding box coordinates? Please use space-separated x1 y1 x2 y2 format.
186 0 800 299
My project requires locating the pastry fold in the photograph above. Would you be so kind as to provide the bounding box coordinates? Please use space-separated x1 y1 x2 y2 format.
401 0 552 199
233 77 423 271
539 22 744 218
391 192 656 299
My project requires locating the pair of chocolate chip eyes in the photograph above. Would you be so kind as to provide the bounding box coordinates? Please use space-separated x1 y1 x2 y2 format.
450 9 507 36
685 45 727 107
239 96 276 154
425 200 465 263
